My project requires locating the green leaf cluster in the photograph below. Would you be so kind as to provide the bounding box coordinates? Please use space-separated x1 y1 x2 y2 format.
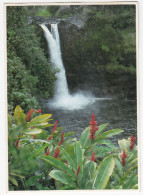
8 105 138 190
7 6 56 113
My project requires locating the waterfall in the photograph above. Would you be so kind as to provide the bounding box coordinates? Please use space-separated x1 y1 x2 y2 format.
41 24 69 98
41 24 95 110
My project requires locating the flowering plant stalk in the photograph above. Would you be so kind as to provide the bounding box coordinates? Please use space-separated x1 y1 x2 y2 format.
89 114 99 142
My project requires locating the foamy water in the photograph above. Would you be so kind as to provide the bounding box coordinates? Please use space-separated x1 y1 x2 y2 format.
41 23 96 110
48 92 96 110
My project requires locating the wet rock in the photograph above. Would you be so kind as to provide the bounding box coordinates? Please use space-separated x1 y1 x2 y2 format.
27 16 85 28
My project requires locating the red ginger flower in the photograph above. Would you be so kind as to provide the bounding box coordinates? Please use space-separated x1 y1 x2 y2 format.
33 135 36 139
46 135 53 140
52 121 58 133
89 114 99 141
15 140 19 148
90 152 96 162
65 160 69 166
46 148 50 156
58 141 62 146
76 166 80 177
120 150 128 166
26 108 42 122
54 147 60 159
34 108 42 113
58 131 64 146
129 134 136 150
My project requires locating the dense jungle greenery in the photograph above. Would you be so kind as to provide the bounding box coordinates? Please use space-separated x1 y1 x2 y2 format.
7 7 56 113
7 5 136 112
8 106 138 190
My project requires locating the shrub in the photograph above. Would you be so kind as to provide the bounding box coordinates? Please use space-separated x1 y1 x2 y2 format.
8 106 138 190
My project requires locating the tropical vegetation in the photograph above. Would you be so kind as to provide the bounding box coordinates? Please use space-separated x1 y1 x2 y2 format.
8 106 138 190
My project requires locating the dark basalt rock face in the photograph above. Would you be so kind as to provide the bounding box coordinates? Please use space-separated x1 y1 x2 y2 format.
28 16 136 100
27 16 85 28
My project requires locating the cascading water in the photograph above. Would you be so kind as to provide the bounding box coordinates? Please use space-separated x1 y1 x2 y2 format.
41 24 69 98
41 24 95 110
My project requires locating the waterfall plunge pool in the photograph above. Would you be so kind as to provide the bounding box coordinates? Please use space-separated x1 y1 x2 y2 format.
42 98 137 146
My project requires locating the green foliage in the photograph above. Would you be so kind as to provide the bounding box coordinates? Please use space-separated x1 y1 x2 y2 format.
7 6 56 112
7 52 38 113
93 155 115 189
37 9 51 17
84 7 136 73
8 106 138 190
8 106 53 190
43 141 116 190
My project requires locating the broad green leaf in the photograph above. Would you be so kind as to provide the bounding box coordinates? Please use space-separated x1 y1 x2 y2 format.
79 127 91 148
127 158 138 167
115 158 123 177
92 139 116 149
55 180 64 190
12 135 26 142
66 145 76 163
21 138 49 145
8 141 19 160
9 169 22 174
93 155 115 189
14 105 26 127
75 141 83 181
75 141 83 169
40 124 54 128
25 175 42 189
118 139 129 153
112 172 120 182
96 123 108 136
26 121 49 128
122 164 138 180
29 114 52 124
64 138 76 145
64 132 76 137
126 153 134 164
9 176 18 186
122 174 138 189
59 147 76 170
30 143 49 159
80 161 97 189
96 129 124 140
9 171 25 179
132 184 138 189
49 170 76 187
34 130 48 140
40 156 75 177
24 128 42 135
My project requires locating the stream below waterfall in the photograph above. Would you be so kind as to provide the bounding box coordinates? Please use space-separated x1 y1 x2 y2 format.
42 98 137 146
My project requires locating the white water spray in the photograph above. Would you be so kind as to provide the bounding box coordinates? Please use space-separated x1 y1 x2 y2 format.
41 24 95 110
